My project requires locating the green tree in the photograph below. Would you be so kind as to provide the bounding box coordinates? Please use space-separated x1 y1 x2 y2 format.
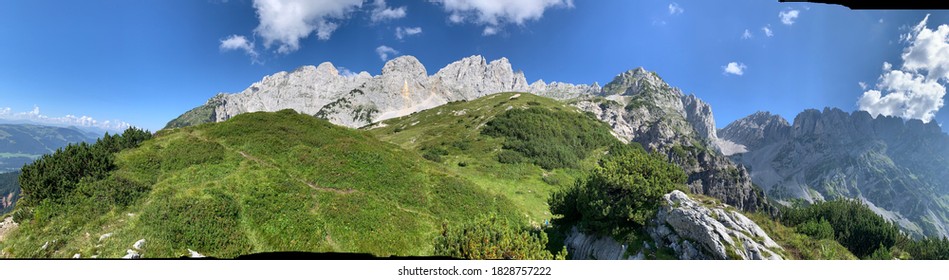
550 146 687 236
434 214 567 260
17 127 151 207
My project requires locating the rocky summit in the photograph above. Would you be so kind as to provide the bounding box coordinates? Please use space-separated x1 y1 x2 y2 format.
168 55 602 130
568 68 769 212
721 108 949 238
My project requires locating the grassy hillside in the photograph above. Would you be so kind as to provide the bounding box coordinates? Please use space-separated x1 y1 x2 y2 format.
369 92 623 225
1 109 521 258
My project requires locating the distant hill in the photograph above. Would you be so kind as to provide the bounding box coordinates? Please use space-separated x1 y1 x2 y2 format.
0 124 97 172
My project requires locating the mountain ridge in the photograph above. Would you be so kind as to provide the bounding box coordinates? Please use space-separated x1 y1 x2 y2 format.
167 55 771 214
721 107 949 238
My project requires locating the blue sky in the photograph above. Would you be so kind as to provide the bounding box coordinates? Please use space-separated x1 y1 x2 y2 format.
0 0 947 133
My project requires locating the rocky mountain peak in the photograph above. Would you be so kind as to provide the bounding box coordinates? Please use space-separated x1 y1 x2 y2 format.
719 111 790 150
314 62 339 77
381 55 427 79
602 67 677 98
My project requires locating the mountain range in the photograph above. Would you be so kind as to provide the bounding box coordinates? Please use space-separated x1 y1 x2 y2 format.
170 54 949 240
720 109 949 238
4 54 948 259
170 55 767 214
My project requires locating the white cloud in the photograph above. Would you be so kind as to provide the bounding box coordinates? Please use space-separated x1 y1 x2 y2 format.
395 26 423 40
742 29 752 39
858 70 945 122
0 105 132 131
859 81 868 90
668 3 683 15
900 14 949 81
722 62 747 76
762 25 773 37
482 26 498 35
252 0 363 54
430 0 573 36
219 35 259 62
858 15 949 123
779 9 799 25
375 45 399 61
370 0 407 22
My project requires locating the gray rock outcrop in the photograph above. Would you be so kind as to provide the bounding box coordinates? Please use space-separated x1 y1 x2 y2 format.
563 227 643 260
565 190 783 260
122 249 140 259
648 190 783 260
718 111 790 151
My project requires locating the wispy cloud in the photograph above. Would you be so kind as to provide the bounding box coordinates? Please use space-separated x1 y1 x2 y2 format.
0 105 132 131
370 0 406 22
779 9 800 25
722 62 747 76
395 26 423 40
668 3 684 15
762 25 774 37
742 29 752 39
375 45 399 61
219 35 260 63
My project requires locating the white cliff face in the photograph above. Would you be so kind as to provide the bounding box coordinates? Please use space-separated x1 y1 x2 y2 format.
197 55 598 129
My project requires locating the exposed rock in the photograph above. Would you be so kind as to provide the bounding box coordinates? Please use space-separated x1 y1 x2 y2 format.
72 253 81 259
98 233 113 242
564 227 643 260
528 80 601 100
122 249 140 259
681 94 718 143
133 239 145 250
718 111 790 151
648 190 783 260
187 249 206 258
0 216 17 242
570 69 769 213
170 55 598 130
